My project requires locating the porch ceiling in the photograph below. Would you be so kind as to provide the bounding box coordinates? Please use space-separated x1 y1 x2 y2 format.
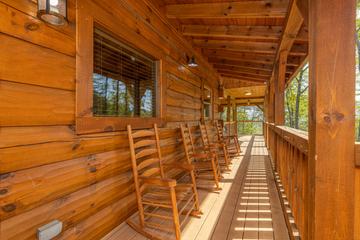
162 0 308 91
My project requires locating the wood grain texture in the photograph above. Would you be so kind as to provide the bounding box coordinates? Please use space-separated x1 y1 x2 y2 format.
166 1 289 19
0 1 75 56
0 1 221 239
308 0 356 239
0 81 75 126
0 34 75 90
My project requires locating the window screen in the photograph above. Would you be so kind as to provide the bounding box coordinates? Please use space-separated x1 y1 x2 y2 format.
93 27 157 117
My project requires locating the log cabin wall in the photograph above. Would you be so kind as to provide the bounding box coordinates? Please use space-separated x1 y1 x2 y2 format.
0 0 220 239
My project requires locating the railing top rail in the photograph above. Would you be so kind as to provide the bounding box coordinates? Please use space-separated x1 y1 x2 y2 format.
265 122 308 155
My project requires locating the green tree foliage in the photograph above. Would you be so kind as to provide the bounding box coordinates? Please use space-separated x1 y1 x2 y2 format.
284 65 309 131
237 106 264 135
355 1 360 141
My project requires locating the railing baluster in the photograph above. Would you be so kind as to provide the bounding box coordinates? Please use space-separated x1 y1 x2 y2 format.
264 122 308 239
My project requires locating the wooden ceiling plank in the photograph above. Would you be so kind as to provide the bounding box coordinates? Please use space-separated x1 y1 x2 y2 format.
166 1 289 19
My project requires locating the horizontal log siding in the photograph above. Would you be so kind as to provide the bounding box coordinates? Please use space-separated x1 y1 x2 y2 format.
0 0 220 239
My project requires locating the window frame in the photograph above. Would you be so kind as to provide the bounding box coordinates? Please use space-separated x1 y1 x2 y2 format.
76 2 165 134
202 84 213 120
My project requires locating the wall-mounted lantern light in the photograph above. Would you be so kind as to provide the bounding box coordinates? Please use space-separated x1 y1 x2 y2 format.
37 0 67 26
187 56 198 67
218 85 224 99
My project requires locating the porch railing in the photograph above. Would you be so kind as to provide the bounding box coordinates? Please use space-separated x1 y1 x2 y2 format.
263 122 309 239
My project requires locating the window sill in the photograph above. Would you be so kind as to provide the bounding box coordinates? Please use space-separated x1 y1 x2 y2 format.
76 116 163 134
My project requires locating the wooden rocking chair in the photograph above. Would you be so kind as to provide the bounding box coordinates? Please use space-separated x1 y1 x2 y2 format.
199 123 231 171
127 124 201 240
180 124 221 191
215 121 241 156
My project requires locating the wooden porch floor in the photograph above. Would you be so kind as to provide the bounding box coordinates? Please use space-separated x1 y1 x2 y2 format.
102 136 289 240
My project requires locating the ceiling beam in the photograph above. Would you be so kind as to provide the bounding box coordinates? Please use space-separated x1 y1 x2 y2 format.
208 58 274 70
182 25 283 41
212 64 273 76
204 50 275 65
194 39 278 54
209 57 273 66
236 96 266 100
224 81 264 89
217 69 271 79
204 50 275 60
220 73 268 83
166 1 289 19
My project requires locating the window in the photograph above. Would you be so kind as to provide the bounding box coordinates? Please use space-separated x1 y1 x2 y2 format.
93 28 157 118
76 2 165 134
203 86 212 119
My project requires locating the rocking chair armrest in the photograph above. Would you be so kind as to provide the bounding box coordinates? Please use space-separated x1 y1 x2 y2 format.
163 163 194 172
139 176 177 187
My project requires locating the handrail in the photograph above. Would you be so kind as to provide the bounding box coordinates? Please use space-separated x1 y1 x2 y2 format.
266 123 308 155
266 122 360 166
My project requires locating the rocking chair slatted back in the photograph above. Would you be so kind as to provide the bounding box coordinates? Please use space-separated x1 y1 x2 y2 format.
127 124 165 182
180 124 196 163
181 123 222 191
215 121 225 142
199 124 210 148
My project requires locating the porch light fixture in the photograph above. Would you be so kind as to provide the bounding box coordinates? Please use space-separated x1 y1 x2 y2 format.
187 56 198 67
37 0 67 26
218 85 224 99
245 91 252 96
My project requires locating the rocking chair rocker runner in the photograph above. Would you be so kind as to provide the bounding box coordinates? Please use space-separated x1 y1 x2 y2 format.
199 124 231 171
180 124 221 191
127 124 201 240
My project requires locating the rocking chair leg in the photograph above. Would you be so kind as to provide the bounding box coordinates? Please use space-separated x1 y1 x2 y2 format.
190 172 200 211
234 136 240 155
211 159 220 189
169 187 181 240
222 145 231 171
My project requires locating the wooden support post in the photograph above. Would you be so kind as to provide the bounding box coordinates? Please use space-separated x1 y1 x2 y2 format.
268 75 275 157
233 102 237 135
308 0 355 239
226 96 231 122
274 50 287 125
